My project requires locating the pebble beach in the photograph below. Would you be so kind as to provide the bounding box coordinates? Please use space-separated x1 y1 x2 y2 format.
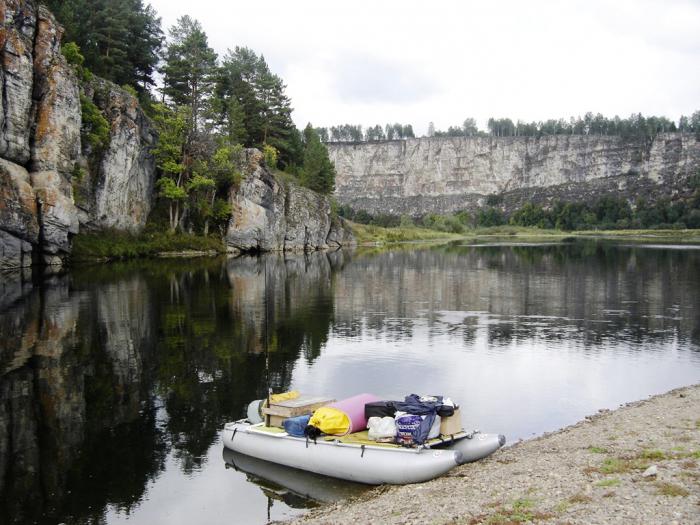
287 384 700 525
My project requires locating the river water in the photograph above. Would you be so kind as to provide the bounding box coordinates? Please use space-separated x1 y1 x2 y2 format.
1 240 699 524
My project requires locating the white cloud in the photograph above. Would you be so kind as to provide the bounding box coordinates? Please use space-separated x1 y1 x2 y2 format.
149 0 700 135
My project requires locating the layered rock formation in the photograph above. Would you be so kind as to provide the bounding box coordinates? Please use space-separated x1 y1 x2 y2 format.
0 1 80 267
328 133 700 216
75 78 157 232
226 149 355 253
0 0 156 269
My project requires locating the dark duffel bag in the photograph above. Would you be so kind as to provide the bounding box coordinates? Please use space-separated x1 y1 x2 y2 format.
437 404 455 418
365 400 397 419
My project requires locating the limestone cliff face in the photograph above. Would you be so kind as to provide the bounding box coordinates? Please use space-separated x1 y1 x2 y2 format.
0 0 156 269
0 1 80 267
226 149 355 253
75 77 157 232
328 134 700 215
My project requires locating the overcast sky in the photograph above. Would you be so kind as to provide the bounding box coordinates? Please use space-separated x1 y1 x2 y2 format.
148 0 700 135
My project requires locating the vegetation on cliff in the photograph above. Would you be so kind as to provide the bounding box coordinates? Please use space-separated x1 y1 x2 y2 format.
46 2 337 241
44 0 163 93
41 1 698 249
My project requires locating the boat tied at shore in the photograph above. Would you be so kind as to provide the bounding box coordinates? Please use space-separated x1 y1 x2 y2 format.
221 392 505 485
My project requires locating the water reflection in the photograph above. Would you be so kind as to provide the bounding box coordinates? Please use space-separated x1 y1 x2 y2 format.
223 449 365 505
0 241 698 524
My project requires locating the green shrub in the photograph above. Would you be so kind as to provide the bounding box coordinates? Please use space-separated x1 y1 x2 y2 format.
263 144 278 169
62 42 84 66
80 94 110 150
121 84 138 97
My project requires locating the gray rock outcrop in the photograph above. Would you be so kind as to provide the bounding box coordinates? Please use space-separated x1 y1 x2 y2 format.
328 134 700 216
226 149 355 253
0 1 81 266
75 78 157 232
0 0 156 269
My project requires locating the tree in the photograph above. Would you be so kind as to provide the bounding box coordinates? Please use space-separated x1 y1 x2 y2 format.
187 174 216 234
190 144 240 235
216 47 299 167
151 103 189 231
46 0 163 91
315 127 329 142
300 124 335 194
365 124 385 141
463 118 478 136
162 16 218 134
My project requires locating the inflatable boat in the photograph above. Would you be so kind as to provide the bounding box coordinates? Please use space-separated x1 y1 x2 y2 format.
221 420 504 485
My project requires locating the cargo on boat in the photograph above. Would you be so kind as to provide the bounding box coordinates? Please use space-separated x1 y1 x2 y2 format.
221 392 505 485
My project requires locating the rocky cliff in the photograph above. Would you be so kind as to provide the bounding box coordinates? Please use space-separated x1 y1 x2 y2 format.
75 77 157 232
0 0 156 269
328 134 700 216
226 149 355 253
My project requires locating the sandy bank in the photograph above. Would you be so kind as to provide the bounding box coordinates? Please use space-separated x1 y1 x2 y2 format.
287 384 700 525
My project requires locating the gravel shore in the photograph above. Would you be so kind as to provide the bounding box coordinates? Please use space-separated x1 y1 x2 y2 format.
287 384 700 524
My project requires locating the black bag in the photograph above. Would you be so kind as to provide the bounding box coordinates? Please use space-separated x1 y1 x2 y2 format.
364 400 397 419
437 404 455 417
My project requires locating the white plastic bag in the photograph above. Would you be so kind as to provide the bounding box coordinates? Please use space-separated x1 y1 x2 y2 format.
367 416 397 441
428 414 441 439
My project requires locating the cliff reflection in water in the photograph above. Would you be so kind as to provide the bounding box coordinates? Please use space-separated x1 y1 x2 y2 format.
0 253 338 524
0 242 698 524
334 242 700 349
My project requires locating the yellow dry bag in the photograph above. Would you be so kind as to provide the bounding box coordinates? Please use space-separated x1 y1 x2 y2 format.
308 406 351 436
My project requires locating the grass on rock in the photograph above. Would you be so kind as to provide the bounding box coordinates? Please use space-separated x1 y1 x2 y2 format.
72 230 225 261
655 482 690 497
595 478 621 487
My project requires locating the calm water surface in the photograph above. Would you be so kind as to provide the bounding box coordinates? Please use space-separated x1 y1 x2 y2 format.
1 240 699 524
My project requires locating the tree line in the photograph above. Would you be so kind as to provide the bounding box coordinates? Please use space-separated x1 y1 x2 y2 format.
318 112 700 143
315 123 416 142
432 112 700 140
338 176 700 232
47 2 335 236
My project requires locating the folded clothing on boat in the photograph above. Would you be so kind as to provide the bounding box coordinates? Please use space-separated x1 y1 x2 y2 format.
283 414 311 437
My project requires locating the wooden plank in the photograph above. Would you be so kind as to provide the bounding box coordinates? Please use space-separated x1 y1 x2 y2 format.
271 396 334 409
262 396 334 418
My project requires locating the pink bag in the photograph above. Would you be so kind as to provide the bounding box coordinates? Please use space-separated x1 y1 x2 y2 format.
328 393 381 434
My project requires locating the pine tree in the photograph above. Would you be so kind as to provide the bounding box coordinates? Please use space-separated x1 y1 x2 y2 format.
46 0 162 90
162 16 218 134
217 47 299 167
301 124 335 195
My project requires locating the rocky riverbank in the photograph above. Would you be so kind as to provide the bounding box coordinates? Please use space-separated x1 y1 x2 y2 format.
288 384 700 525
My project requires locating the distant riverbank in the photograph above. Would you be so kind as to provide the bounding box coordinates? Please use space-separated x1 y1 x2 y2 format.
288 384 700 525
67 225 700 263
350 222 700 245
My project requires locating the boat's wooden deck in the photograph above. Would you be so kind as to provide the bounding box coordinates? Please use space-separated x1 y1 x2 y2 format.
253 425 468 448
